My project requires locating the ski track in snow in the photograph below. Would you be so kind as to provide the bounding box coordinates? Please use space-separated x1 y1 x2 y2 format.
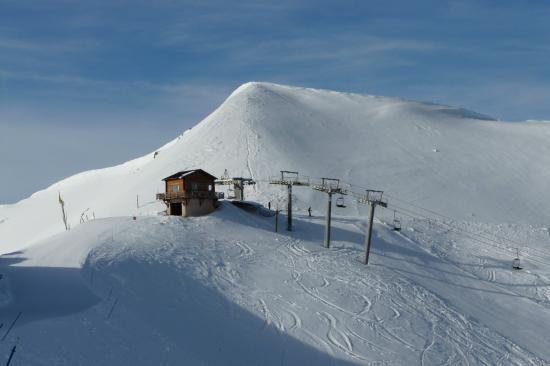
1 207 549 365
420 321 436 366
400 218 550 311
242 98 258 182
265 228 529 364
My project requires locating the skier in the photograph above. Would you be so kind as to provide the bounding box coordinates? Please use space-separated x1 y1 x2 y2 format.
308 207 312 217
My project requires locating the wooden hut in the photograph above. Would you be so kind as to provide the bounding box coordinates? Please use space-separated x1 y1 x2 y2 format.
156 169 220 217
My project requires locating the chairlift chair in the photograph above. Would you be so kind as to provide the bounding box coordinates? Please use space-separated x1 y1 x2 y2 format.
336 196 346 208
512 248 522 270
393 218 402 231
391 210 401 231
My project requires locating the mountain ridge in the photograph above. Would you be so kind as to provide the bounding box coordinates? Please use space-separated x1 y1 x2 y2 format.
2 81 550 254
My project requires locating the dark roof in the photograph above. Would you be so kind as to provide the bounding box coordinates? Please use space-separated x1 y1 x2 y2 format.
162 169 217 181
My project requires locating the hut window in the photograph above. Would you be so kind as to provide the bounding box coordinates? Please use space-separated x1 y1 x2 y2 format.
208 184 212 191
171 184 180 192
192 183 199 191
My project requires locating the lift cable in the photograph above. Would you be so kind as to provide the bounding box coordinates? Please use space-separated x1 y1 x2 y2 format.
387 204 550 267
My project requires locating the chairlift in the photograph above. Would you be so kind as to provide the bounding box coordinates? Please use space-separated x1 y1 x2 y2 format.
512 248 522 270
336 196 346 208
392 210 401 231
393 218 402 231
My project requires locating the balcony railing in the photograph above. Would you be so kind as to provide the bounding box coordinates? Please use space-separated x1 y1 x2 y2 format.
156 191 223 201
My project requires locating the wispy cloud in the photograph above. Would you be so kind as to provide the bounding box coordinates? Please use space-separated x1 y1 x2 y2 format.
0 67 231 101
235 35 437 63
157 27 439 75
0 36 100 53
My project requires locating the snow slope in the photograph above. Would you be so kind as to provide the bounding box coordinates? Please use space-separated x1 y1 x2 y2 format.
2 203 550 365
3 82 550 253
2 82 550 365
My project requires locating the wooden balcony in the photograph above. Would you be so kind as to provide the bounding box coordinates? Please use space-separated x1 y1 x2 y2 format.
156 191 224 201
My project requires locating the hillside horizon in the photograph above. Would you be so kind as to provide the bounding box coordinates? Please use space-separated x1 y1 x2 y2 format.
2 81 550 253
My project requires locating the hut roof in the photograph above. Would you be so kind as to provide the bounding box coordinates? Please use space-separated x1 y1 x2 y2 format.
162 169 217 181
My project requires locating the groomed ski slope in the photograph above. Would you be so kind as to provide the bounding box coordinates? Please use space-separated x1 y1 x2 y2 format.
1 202 549 365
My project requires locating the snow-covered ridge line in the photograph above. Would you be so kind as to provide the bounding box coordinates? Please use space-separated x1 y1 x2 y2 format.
2 81 550 253
0 83 505 208
232 82 498 121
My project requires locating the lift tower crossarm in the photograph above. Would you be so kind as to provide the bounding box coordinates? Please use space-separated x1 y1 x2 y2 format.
215 177 256 201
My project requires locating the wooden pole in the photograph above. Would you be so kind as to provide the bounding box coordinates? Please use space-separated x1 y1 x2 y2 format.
1 312 22 341
275 209 279 232
5 345 16 366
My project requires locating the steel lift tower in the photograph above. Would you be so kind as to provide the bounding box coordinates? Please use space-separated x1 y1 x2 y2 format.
270 171 310 231
312 178 347 248
358 190 388 264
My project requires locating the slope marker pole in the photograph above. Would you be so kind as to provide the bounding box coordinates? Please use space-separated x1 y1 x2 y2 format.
106 298 119 320
5 345 16 366
1 312 22 342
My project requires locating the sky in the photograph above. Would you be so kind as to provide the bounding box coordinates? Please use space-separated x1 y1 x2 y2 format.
1 0 550 203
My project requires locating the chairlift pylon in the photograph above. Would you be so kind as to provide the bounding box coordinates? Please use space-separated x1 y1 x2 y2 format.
336 196 346 208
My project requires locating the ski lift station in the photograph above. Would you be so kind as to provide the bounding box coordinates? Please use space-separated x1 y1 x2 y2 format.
156 169 222 217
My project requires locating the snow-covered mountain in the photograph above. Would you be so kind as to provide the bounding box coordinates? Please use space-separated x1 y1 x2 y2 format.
2 82 550 253
2 82 550 365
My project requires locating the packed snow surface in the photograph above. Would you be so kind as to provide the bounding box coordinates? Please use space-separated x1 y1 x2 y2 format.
2 204 550 365
2 82 550 365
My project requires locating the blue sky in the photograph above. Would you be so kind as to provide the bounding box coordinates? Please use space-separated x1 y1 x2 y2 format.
1 0 550 203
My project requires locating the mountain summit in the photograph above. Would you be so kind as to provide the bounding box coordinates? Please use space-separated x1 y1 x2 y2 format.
2 82 550 252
